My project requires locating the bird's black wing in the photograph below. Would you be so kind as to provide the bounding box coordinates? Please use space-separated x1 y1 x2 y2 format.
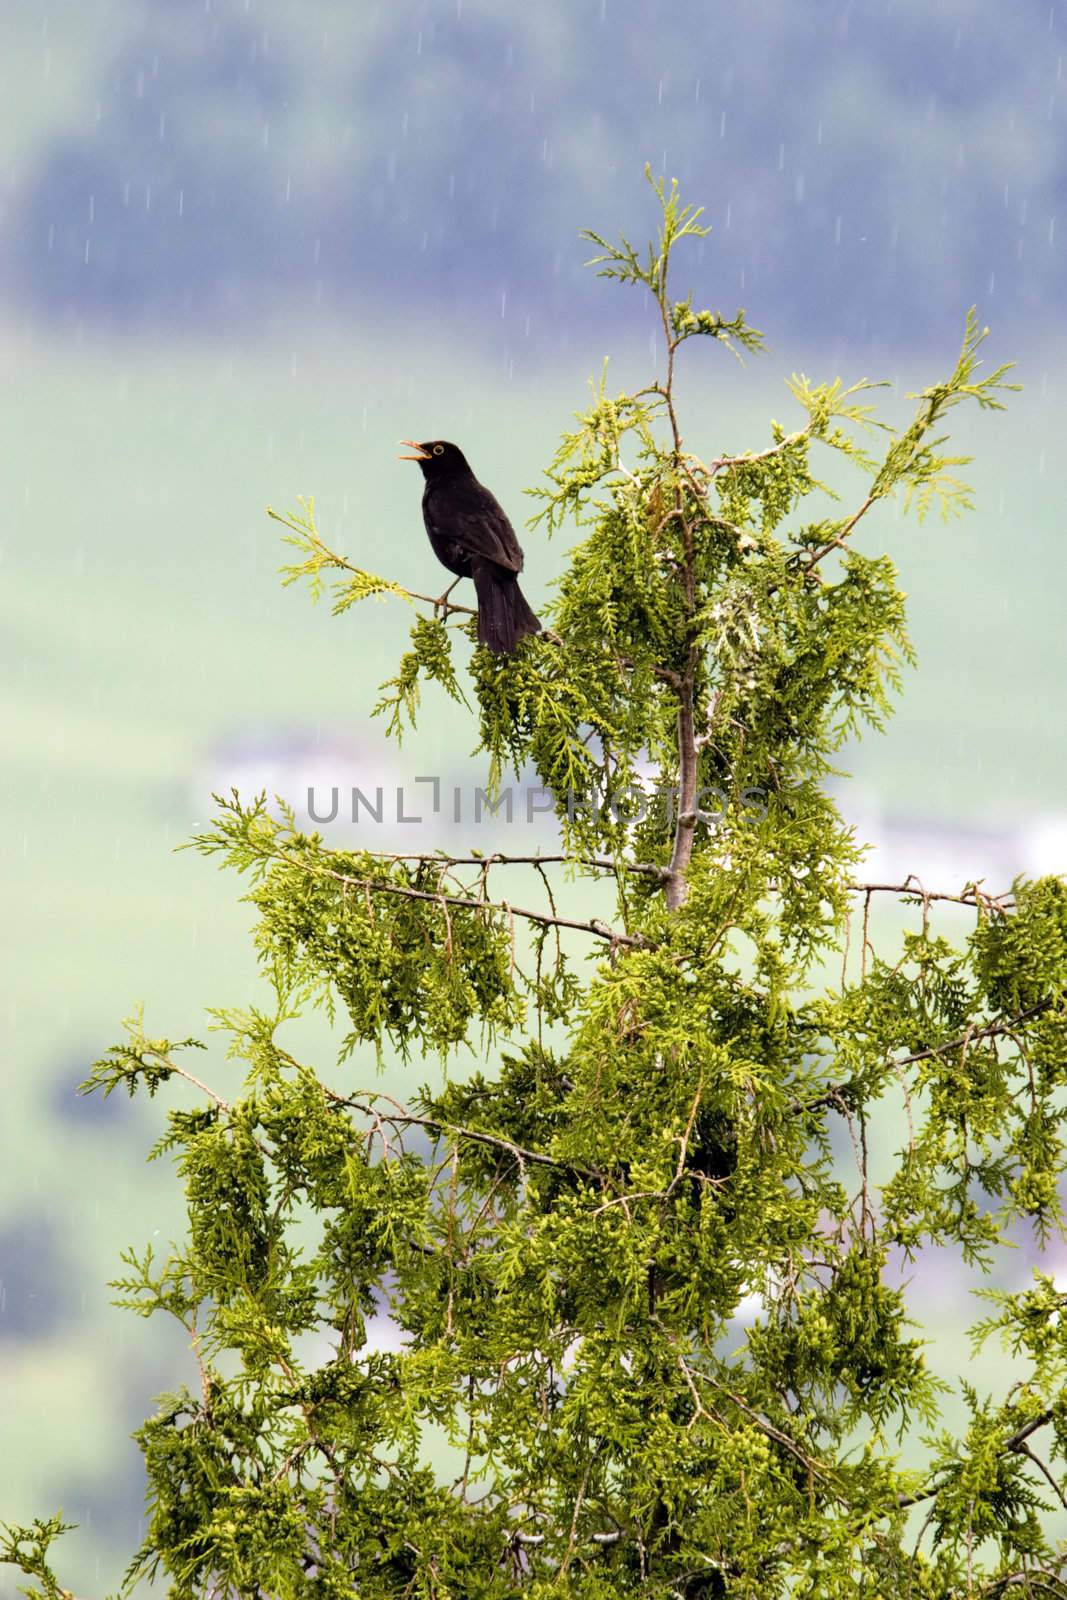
425 476 524 572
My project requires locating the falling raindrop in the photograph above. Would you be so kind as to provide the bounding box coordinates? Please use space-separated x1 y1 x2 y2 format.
178 188 184 217
500 290 507 318
720 110 726 137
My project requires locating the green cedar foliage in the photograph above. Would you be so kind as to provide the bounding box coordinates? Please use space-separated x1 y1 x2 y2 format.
8 171 1066 1599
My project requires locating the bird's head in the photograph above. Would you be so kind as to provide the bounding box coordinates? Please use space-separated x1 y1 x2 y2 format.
397 439 471 479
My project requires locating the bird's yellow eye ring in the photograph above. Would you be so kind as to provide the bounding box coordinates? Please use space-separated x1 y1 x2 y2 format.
433 444 444 455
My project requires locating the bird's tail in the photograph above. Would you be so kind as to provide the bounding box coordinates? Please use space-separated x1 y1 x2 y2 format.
472 563 541 656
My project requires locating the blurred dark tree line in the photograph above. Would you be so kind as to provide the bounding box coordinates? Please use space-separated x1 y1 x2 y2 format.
7 0 1065 348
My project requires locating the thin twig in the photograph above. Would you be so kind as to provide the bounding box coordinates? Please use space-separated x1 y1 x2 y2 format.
328 1087 602 1183
792 997 1056 1117
346 850 672 883
893 1409 1056 1514
271 845 655 950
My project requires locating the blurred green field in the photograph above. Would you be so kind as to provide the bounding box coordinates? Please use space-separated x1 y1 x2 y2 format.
2 318 1064 1591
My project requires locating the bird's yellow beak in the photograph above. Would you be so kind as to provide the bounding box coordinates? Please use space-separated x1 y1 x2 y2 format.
397 439 431 461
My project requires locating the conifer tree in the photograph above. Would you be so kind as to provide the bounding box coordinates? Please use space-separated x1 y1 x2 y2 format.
6 172 1066 1599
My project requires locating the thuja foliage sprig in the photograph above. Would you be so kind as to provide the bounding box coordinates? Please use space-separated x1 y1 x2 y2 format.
13 173 1065 1599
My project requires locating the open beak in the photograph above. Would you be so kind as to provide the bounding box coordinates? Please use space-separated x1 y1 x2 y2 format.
397 439 431 461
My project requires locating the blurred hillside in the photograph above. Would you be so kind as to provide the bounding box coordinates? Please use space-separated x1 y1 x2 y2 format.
2 0 1066 352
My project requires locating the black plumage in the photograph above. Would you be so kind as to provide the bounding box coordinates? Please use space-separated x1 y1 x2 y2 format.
398 439 541 655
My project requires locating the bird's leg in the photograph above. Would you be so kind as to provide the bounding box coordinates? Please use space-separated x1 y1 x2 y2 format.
434 577 461 615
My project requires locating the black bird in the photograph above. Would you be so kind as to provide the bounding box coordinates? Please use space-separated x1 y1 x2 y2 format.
398 439 541 656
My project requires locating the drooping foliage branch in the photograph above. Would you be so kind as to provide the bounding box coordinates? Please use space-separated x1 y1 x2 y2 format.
9 171 1066 1600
